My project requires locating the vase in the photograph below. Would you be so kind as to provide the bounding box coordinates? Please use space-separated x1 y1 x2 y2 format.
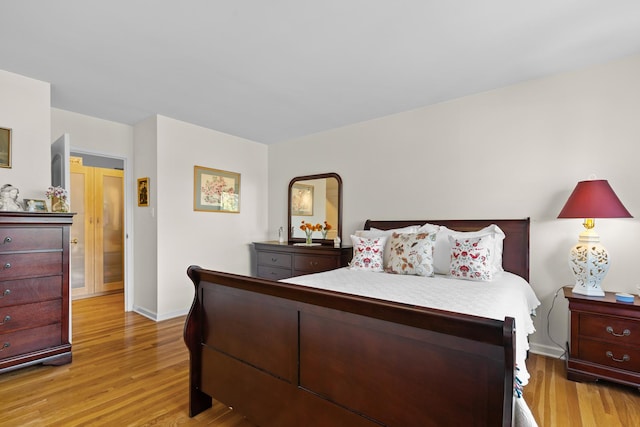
305 232 313 245
52 197 69 213
322 231 328 239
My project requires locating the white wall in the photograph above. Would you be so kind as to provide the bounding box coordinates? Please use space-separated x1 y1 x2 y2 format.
268 53 640 357
0 70 51 198
150 115 269 319
133 116 159 316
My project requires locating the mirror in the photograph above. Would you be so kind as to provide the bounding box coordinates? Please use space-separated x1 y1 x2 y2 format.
288 173 342 244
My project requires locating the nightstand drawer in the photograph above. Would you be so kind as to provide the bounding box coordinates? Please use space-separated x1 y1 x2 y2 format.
0 228 63 252
0 276 63 308
0 300 62 334
294 255 337 273
257 266 292 281
579 338 640 372
579 313 639 345
257 252 292 269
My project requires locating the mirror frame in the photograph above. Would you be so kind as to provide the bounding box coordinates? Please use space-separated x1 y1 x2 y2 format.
288 172 343 244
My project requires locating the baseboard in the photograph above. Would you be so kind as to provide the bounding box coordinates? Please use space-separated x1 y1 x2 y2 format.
529 342 566 359
132 305 189 322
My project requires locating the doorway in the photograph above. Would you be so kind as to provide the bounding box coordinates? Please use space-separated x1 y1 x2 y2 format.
69 155 125 299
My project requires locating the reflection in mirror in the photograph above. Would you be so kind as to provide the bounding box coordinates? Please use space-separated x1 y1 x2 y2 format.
288 173 342 243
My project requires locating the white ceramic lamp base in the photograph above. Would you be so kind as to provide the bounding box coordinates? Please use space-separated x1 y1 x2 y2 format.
569 229 608 297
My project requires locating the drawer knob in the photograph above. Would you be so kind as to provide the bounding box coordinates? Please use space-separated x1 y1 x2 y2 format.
2 236 11 244
606 326 631 337
271 258 278 263
3 263 10 269
606 351 630 363
0 342 9 352
0 289 10 298
0 315 10 325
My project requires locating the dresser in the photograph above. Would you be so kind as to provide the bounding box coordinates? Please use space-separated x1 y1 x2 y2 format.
254 241 352 280
0 212 74 374
564 287 640 388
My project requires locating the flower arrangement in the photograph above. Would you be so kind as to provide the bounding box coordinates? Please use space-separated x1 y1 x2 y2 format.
300 220 322 244
321 221 332 239
45 186 68 201
45 186 69 212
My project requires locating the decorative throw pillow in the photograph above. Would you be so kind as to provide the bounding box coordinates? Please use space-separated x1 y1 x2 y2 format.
355 226 421 267
434 225 505 276
449 235 493 281
349 235 387 272
385 232 436 276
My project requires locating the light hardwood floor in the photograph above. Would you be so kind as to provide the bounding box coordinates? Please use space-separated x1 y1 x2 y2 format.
1 293 638 426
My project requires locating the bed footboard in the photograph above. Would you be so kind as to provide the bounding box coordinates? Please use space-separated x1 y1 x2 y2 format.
184 266 515 426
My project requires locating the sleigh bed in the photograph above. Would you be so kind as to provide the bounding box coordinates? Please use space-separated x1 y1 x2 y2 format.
184 218 538 426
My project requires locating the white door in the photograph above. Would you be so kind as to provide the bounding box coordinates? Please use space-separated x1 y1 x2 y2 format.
51 134 71 191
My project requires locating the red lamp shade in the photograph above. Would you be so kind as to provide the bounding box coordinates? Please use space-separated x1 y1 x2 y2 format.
558 179 632 219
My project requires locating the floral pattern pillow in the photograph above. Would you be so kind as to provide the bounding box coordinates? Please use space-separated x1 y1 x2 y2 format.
385 232 436 276
349 235 386 272
449 236 493 281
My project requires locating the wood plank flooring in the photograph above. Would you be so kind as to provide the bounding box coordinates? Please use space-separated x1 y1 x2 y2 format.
1 292 639 426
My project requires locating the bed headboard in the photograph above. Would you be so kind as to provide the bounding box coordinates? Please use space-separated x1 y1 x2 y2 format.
363 218 530 282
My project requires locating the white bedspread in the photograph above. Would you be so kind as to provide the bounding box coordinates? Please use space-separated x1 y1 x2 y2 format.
283 268 540 387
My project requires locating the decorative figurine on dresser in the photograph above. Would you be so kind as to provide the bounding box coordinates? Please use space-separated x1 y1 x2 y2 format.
254 173 352 280
0 211 74 373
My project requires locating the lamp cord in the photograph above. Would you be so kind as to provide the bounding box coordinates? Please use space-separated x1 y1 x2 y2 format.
546 286 568 360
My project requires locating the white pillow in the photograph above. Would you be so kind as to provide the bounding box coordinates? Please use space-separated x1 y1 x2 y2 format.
355 226 420 267
385 232 436 277
349 235 387 272
448 235 494 281
433 225 505 275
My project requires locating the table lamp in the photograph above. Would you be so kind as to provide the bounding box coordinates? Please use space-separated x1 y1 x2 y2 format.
557 179 632 296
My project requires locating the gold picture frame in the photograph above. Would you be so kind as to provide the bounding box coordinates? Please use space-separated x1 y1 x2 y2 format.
137 177 149 207
194 166 240 213
0 127 11 168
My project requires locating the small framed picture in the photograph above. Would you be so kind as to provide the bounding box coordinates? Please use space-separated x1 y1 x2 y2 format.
0 127 11 169
137 177 149 207
24 199 48 212
194 165 240 213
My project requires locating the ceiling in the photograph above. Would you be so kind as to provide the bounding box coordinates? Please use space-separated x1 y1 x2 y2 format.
2 1 640 144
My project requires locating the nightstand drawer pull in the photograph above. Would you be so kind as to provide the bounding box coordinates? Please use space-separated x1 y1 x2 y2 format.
3 263 10 269
605 351 630 363
606 326 631 337
0 315 10 325
2 236 12 244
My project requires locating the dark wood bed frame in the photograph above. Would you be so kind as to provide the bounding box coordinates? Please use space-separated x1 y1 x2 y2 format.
184 218 530 426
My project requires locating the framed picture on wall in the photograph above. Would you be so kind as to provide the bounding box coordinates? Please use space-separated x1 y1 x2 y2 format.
0 127 11 168
291 183 314 216
194 165 240 213
138 177 149 207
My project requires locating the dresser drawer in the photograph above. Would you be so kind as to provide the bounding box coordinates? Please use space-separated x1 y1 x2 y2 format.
0 228 63 252
0 300 62 334
294 255 338 273
579 313 639 345
0 252 63 280
257 251 293 269
257 265 292 281
0 276 62 308
0 323 62 359
578 338 640 372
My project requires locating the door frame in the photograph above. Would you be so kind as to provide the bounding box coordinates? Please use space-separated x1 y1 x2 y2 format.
69 148 134 312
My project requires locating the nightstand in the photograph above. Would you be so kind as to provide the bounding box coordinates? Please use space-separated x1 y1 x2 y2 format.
564 287 640 388
253 241 352 280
